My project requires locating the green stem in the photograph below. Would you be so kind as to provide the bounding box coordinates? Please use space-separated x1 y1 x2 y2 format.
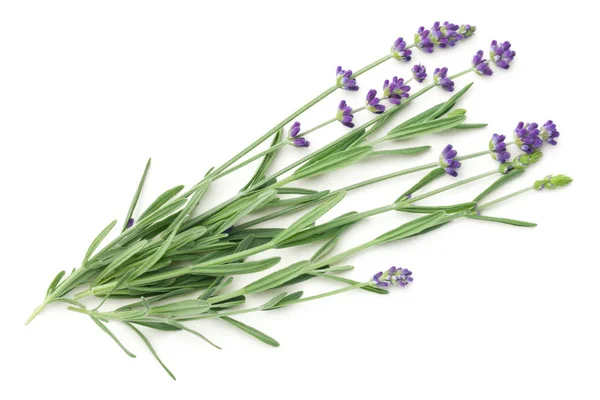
405 169 498 203
351 54 392 78
448 67 475 80
476 186 534 211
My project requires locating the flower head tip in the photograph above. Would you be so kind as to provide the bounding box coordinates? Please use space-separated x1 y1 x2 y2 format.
371 266 413 288
439 144 461 176
433 67 454 92
336 100 355 128
490 40 516 69
336 66 359 91
365 89 385 114
382 77 410 105
411 64 427 82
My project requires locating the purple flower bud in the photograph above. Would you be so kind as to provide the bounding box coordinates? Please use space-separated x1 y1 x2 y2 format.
370 267 413 288
365 89 385 114
336 100 355 128
292 137 310 148
336 66 359 91
390 37 412 61
382 77 411 105
411 64 427 82
439 144 461 177
126 218 134 229
433 67 454 92
540 120 559 146
430 21 463 48
288 121 301 138
490 40 516 69
514 122 542 154
472 50 493 76
459 24 476 37
489 133 511 163
414 26 434 53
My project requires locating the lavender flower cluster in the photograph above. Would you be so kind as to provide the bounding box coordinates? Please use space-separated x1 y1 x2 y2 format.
371 266 414 288
414 21 475 53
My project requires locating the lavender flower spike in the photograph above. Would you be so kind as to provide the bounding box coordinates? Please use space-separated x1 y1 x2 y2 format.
336 100 355 128
431 21 463 48
540 120 559 145
390 37 412 61
365 89 385 114
514 122 542 154
336 66 359 91
288 121 310 147
472 50 493 76
414 26 434 53
433 67 454 92
489 134 511 163
382 77 411 105
411 64 427 82
439 144 461 177
490 40 516 69
288 121 301 138
371 266 413 288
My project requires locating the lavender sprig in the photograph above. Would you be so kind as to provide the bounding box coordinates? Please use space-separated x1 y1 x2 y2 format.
382 77 411 105
490 40 516 69
439 144 461 176
489 134 511 163
390 37 412 61
433 67 455 92
365 89 385 114
371 267 413 288
514 122 542 153
336 100 355 128
336 66 359 91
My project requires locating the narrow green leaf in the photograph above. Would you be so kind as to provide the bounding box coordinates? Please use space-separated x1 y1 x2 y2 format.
424 82 473 121
138 185 185 221
166 320 221 349
136 198 187 226
455 123 488 129
126 323 176 380
211 295 246 310
386 115 466 140
375 211 447 244
46 270 66 296
275 211 360 248
94 269 136 310
468 214 537 227
396 201 477 214
395 168 446 202
122 158 151 232
148 299 211 317
369 146 432 157
220 317 280 347
216 190 279 233
132 321 182 331
117 288 195 311
242 127 283 190
91 317 136 358
292 146 373 181
93 240 148 285
265 291 304 309
313 272 388 294
302 128 366 168
265 190 330 208
273 191 346 245
473 169 524 203
243 261 311 295
227 228 284 242
260 292 289 310
395 103 444 128
83 220 117 264
276 187 319 195
311 237 339 262
190 257 281 276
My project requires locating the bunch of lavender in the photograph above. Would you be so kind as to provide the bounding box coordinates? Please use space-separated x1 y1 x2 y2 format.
25 22 571 380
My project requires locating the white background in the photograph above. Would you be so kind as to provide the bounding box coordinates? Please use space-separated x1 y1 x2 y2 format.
1 1 598 398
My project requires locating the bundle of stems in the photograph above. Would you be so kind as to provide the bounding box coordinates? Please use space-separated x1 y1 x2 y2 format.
25 22 572 380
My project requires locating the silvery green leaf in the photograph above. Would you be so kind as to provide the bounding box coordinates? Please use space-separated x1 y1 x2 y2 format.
375 211 447 244
396 201 477 214
468 214 537 227
395 168 446 203
83 220 117 264
126 323 176 380
386 115 466 140
473 169 524 203
203 189 275 226
424 82 473 121
369 146 431 157
227 228 284 242
211 295 246 310
276 187 319 195
93 240 148 285
138 185 185 221
148 299 211 317
46 270 66 296
310 237 339 262
265 291 304 310
122 158 151 232
272 191 346 246
292 146 373 181
264 190 330 208
275 211 359 248
312 272 388 295
166 320 221 349
455 123 488 129
260 292 289 310
189 256 281 276
302 128 366 168
136 198 187 226
243 260 311 295
394 103 444 128
220 316 280 347
215 190 277 233
91 317 136 358
131 321 182 331
242 127 283 191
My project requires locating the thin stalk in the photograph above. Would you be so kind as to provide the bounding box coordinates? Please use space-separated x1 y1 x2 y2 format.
405 169 498 203
448 67 475 80
476 186 534 211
